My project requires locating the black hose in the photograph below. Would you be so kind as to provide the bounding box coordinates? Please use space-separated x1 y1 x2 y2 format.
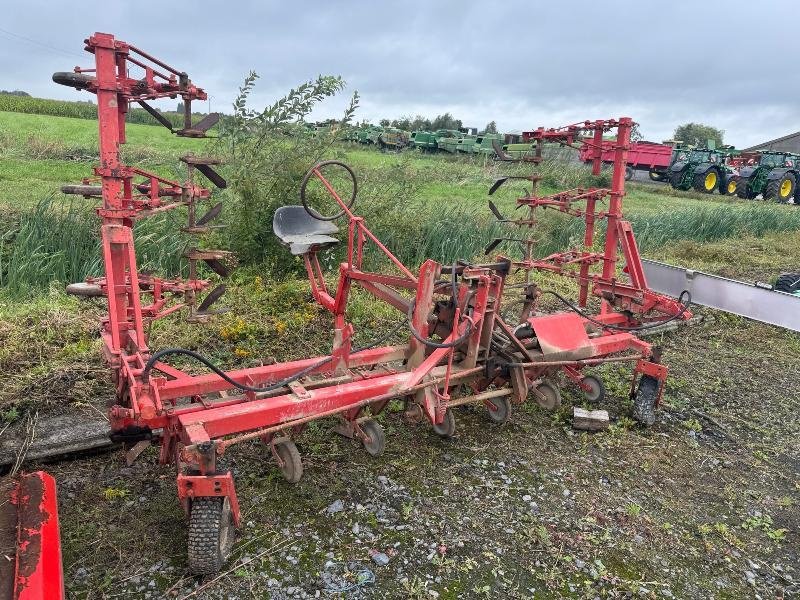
142 319 407 392
538 289 692 332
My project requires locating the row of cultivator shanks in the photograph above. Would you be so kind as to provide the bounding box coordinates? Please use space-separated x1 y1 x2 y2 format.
56 32 692 574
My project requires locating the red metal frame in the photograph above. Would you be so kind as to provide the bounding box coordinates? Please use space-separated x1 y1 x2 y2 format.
62 33 691 573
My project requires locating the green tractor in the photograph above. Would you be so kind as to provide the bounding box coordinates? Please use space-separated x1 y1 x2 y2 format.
668 146 737 194
734 151 800 203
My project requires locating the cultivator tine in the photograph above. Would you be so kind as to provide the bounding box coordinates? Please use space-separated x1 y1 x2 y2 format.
196 202 223 226
194 163 227 189
192 112 221 133
488 200 507 221
203 258 231 278
197 283 227 313
489 177 509 195
484 238 503 254
138 100 175 132
492 139 513 161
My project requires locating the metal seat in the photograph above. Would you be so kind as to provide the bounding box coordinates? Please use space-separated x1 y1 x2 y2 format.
272 206 340 255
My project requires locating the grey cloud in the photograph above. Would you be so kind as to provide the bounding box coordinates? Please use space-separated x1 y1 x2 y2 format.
1 1 798 147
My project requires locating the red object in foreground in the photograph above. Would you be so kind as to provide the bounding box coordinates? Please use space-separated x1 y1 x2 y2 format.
0 472 64 600
57 32 691 575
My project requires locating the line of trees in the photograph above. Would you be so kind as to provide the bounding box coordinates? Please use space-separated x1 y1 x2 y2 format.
371 113 498 135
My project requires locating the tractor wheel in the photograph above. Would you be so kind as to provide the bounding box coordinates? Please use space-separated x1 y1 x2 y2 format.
486 394 511 424
625 166 634 181
774 272 800 294
632 375 660 427
649 170 664 182
360 419 386 457
692 168 718 194
669 170 685 190
274 438 303 483
736 177 753 199
432 409 456 438
187 496 235 575
581 375 605 404
534 382 562 410
764 173 796 203
724 176 739 196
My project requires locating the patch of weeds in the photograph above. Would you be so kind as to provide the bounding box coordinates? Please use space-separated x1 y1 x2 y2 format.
681 418 703 433
102 487 129 501
625 502 642 518
741 513 786 542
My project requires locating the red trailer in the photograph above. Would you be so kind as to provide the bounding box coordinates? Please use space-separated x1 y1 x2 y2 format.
577 139 674 181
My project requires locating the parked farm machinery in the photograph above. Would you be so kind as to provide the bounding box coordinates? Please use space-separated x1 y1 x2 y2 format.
734 150 800 203
666 146 739 194
52 33 691 576
578 139 674 182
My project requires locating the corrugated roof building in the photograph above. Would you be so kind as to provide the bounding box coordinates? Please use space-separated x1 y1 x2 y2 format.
743 131 800 153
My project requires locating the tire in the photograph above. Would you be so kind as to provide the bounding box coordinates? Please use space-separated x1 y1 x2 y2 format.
187 496 235 575
774 272 800 294
632 375 660 427
724 176 739 196
274 438 303 483
669 170 685 190
764 173 796 203
581 375 605 404
360 419 386 457
486 395 511 424
625 166 634 181
692 168 718 194
52 71 95 90
432 409 456 438
533 382 562 410
736 177 753 199
649 170 664 182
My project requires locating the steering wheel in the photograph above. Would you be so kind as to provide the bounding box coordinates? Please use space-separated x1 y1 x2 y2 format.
300 160 358 221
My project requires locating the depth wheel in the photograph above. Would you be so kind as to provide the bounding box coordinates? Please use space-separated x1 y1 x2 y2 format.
432 409 456 438
534 382 562 410
360 419 386 457
486 395 511 424
187 496 235 575
274 438 303 483
632 375 660 427
581 375 605 404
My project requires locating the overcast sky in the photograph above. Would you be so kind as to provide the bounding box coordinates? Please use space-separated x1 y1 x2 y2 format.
1 1 797 148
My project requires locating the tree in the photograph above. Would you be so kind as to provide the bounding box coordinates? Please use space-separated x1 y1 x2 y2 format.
430 112 462 131
176 101 184 114
673 122 724 148
482 120 497 134
379 118 391 127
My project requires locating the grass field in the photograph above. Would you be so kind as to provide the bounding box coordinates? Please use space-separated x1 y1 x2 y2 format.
1 109 799 598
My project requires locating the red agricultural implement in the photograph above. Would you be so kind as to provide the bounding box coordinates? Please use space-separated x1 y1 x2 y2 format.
55 33 691 575
0 472 64 600
576 138 674 181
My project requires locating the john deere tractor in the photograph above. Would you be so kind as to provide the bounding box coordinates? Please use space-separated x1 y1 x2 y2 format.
668 147 736 194
735 151 800 203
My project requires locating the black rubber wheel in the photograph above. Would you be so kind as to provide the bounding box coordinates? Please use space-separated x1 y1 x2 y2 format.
649 170 664 182
774 272 800 293
187 496 235 575
632 375 660 427
692 168 718 194
432 409 456 438
724 176 739 196
274 438 303 483
52 71 95 90
625 166 634 181
360 419 386 457
669 170 685 190
581 375 605 404
486 395 511 424
534 382 562 410
736 177 753 199
764 173 796 203
299 160 357 221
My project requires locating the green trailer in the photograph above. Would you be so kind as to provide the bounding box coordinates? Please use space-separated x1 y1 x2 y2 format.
411 131 437 152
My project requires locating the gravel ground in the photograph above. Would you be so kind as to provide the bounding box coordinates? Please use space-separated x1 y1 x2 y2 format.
37 314 799 599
